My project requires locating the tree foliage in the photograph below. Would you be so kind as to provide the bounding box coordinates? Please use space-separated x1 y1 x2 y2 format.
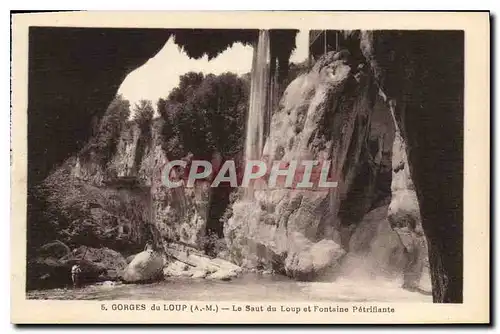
158 71 249 160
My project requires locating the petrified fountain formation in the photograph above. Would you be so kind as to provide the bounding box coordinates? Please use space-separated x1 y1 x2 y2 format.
226 49 378 279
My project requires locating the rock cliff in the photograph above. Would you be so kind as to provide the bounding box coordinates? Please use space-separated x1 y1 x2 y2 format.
223 50 408 280
37 116 213 250
356 31 464 302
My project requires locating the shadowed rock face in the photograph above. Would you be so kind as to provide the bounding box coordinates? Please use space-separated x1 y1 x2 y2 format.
356 31 464 303
26 28 463 303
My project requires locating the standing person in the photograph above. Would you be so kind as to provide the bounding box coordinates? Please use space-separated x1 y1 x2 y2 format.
71 264 82 288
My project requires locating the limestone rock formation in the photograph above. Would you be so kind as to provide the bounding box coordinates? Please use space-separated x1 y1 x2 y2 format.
164 261 198 278
129 119 210 248
36 113 211 256
33 161 152 254
163 252 242 281
109 125 143 178
225 50 377 278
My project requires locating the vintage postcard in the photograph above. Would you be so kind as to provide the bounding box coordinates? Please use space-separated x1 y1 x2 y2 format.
10 11 490 324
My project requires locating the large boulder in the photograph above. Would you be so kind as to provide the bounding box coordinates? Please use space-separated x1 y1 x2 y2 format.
121 250 165 283
26 257 71 290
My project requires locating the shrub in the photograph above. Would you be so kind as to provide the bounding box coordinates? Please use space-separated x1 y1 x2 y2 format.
132 99 154 132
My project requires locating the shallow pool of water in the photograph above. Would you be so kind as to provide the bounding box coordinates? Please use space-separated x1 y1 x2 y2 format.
26 273 432 302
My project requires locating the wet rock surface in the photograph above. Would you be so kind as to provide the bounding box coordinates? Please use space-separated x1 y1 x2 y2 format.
225 50 380 278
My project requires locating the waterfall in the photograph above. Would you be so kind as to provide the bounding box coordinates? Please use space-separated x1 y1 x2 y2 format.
244 30 271 198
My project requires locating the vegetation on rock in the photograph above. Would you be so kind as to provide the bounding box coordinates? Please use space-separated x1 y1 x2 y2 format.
80 94 131 167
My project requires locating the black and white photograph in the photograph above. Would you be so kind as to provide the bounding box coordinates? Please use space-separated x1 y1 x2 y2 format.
10 11 490 324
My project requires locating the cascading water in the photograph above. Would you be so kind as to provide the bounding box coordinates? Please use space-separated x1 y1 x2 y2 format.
244 30 271 198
